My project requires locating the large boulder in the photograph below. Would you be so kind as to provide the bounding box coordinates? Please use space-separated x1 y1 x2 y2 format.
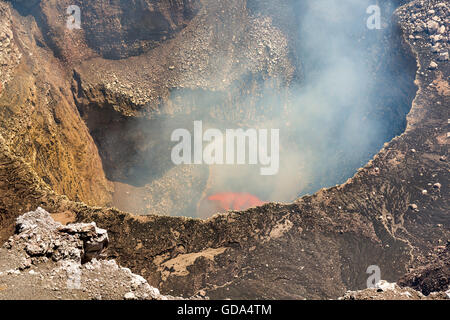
5 207 109 263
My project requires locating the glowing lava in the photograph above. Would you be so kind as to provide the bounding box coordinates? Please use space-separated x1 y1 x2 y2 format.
198 192 266 218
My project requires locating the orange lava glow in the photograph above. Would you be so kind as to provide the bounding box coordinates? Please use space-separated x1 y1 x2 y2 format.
198 192 266 218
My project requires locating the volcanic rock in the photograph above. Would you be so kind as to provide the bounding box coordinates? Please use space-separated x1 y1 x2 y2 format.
398 242 450 296
0 208 176 300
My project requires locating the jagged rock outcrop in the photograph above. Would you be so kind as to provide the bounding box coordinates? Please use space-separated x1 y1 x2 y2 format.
4 207 108 263
0 208 174 300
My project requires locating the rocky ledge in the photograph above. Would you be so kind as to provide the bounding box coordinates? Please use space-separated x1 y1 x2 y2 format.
0 208 175 300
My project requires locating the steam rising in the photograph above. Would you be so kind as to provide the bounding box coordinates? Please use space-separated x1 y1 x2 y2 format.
108 0 416 217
